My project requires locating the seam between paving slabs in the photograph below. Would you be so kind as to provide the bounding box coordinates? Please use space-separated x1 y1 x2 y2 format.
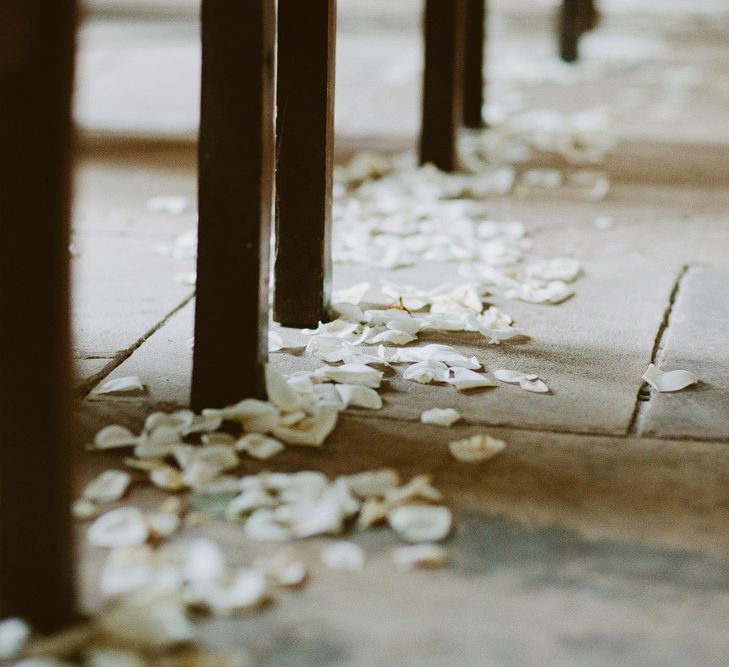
338 413 729 445
627 264 691 437
78 292 195 398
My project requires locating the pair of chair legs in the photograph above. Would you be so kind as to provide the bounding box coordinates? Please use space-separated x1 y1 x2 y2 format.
192 0 488 409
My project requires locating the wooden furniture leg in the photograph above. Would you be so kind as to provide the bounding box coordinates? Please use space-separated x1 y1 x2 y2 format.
0 0 77 631
274 0 336 328
559 0 579 62
463 0 487 129
419 0 467 171
191 0 275 410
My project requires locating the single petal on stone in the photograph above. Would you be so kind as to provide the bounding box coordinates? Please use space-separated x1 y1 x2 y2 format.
420 408 461 427
315 363 383 388
449 434 506 463
642 364 698 392
321 541 366 571
83 470 132 504
265 365 303 412
272 407 339 447
93 425 139 450
519 377 550 393
96 376 147 396
392 543 449 571
335 384 383 410
339 469 401 498
450 368 497 391
254 550 307 587
332 282 371 305
88 507 149 548
235 433 286 460
404 360 450 384
525 258 580 283
388 505 452 543
494 369 526 384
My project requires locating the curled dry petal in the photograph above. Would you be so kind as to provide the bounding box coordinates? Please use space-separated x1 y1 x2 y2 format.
642 364 698 392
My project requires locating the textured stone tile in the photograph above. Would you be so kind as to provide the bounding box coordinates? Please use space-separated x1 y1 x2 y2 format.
640 267 729 440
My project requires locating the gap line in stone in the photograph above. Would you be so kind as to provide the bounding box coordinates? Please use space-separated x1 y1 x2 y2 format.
627 264 691 437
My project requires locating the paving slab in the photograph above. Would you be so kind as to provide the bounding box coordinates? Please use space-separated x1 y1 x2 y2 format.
640 266 729 440
72 151 196 385
73 409 729 665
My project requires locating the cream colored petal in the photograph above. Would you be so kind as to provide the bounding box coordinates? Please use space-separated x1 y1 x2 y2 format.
642 364 698 392
88 507 149 548
93 424 139 450
450 368 497 391
235 433 286 460
321 541 366 571
96 376 147 396
449 434 506 463
420 408 461 427
335 384 383 410
83 470 132 504
392 544 449 571
388 505 452 543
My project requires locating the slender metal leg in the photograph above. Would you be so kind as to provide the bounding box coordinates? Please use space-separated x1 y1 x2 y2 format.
463 0 487 129
419 0 467 171
191 0 276 409
0 0 78 632
274 0 336 328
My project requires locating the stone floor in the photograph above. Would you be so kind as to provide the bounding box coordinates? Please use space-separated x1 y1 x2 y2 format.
70 2 729 665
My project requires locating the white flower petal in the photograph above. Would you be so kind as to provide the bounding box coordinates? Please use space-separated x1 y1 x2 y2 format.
272 406 339 447
388 505 452 543
450 368 497 391
449 434 506 463
96 376 147 396
642 364 698 392
265 365 303 412
420 408 461 427
88 507 149 548
404 360 450 384
494 369 526 384
235 433 285 460
335 384 383 410
321 541 366 571
83 470 132 504
93 425 138 450
315 363 383 388
392 544 449 571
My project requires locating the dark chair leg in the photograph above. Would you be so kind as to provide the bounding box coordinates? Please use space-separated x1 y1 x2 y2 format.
0 0 77 632
419 0 467 171
191 0 276 410
559 0 579 62
463 0 487 129
274 0 336 328
560 0 597 62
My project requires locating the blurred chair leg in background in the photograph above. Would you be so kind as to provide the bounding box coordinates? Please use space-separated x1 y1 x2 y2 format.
463 0 487 129
420 0 467 171
559 0 598 63
274 0 336 328
192 0 276 409
0 0 78 632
